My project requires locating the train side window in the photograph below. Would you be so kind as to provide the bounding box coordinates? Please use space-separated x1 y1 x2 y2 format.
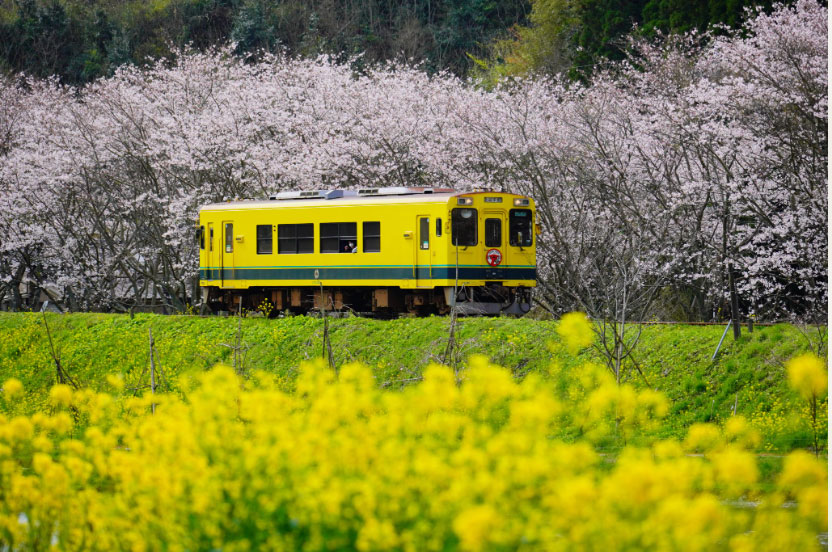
419 218 430 250
199 226 205 250
256 225 272 254
297 224 314 253
509 209 533 247
278 223 314 254
209 227 213 251
224 223 233 253
435 218 442 237
321 222 357 253
485 218 501 247
363 221 380 253
451 208 477 246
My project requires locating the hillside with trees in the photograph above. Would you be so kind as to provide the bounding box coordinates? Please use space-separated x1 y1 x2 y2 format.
0 0 787 84
0 0 530 83
472 0 783 82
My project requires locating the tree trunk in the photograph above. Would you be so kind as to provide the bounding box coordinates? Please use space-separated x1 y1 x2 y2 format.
729 263 741 340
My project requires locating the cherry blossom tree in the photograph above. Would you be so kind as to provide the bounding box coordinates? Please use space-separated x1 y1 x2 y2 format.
0 1 825 322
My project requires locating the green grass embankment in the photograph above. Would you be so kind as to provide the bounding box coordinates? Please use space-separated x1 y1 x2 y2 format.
0 312 825 453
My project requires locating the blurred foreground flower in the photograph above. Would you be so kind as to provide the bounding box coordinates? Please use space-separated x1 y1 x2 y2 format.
2 378 23 399
557 312 595 354
48 384 73 407
786 354 827 400
0 353 825 550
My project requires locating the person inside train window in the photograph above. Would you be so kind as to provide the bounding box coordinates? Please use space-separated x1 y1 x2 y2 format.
322 222 357 253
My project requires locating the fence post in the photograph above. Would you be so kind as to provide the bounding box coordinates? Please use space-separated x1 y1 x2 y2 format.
149 328 156 415
712 320 732 360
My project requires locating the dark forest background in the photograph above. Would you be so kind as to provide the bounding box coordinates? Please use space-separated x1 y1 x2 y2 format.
0 0 786 84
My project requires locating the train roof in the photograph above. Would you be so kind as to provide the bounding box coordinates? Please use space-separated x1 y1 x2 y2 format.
200 189 530 212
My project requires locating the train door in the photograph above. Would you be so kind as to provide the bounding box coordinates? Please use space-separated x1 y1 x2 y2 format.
207 222 216 280
416 215 432 287
221 221 234 286
483 211 505 278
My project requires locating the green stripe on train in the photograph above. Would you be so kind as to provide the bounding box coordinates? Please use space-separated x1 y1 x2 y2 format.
199 266 536 281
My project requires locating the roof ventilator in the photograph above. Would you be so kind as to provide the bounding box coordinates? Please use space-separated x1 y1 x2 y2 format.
268 187 456 200
269 190 357 201
357 187 454 196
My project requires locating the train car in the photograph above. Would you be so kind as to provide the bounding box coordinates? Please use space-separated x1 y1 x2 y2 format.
197 187 537 316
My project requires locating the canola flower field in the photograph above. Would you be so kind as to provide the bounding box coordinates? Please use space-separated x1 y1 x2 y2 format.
0 312 827 550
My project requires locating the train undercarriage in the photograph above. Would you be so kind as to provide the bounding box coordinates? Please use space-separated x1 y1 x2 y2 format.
202 284 532 317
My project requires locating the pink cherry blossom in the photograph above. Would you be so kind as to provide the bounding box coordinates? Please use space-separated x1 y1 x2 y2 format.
0 2 825 319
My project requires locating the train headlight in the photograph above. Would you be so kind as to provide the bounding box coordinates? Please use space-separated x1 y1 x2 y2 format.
513 198 530 206
457 197 474 205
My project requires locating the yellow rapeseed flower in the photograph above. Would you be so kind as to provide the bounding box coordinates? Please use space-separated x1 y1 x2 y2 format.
683 423 723 453
786 353 827 400
50 412 74 435
778 450 826 491
2 378 23 399
556 312 595 354
724 415 761 449
649 494 728 550
796 485 828 529
712 447 758 495
0 356 824 550
453 505 499 552
637 389 670 419
356 517 399 551
32 435 53 453
105 374 125 391
32 452 53 475
652 439 684 460
7 416 33 442
49 384 73 408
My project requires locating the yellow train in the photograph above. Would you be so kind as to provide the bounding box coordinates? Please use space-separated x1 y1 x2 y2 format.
198 187 537 315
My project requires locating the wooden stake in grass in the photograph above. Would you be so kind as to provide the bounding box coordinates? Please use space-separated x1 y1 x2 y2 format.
810 392 819 457
220 301 250 378
442 296 460 382
235 301 243 376
149 328 157 415
42 310 77 389
319 283 335 372
442 243 462 383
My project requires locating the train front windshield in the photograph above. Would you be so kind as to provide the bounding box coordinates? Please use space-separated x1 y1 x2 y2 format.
509 209 533 246
452 208 478 246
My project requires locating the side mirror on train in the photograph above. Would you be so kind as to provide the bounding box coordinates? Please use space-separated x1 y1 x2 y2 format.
535 223 542 235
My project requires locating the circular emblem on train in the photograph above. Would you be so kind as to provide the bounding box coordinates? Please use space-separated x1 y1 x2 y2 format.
486 248 502 267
